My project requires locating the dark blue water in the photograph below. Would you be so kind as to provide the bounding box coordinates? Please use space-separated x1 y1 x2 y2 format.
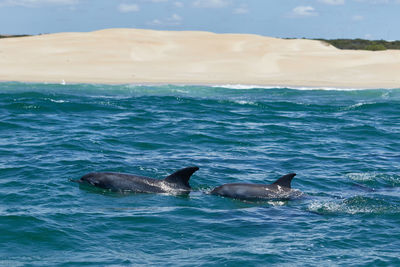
1 82 399 266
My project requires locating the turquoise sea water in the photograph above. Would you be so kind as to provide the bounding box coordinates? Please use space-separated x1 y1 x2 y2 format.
1 82 399 266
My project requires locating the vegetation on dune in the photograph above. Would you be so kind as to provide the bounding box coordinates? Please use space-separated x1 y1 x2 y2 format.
0 34 31 39
316 38 400 51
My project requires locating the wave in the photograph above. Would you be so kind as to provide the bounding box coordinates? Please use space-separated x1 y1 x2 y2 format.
230 100 258 106
307 196 399 215
44 98 68 103
341 102 370 111
347 172 400 187
211 84 400 91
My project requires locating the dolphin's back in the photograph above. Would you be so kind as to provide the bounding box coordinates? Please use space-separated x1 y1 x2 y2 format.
76 166 199 194
211 183 281 200
81 172 164 193
210 173 297 200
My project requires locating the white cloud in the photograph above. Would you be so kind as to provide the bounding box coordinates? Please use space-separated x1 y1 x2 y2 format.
174 1 183 7
148 13 182 26
318 0 345 5
233 5 249 14
352 15 364 21
353 0 381 2
291 6 318 17
117 3 140 13
149 19 162 25
364 33 373 39
170 13 181 21
354 0 399 3
193 0 230 8
0 0 78 7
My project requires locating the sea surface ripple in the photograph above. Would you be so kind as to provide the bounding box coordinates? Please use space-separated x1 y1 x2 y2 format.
0 82 399 266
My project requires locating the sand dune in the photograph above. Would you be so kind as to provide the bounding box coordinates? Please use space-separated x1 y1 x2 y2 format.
1 28 399 88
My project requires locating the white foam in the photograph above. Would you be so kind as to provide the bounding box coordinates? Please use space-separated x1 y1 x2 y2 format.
232 100 257 105
347 172 400 184
211 84 398 91
45 98 67 103
267 201 286 206
212 84 278 90
341 102 373 111
307 200 375 215
347 172 377 182
308 201 342 213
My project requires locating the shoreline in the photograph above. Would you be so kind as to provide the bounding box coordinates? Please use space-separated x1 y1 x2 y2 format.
1 28 400 90
2 80 398 91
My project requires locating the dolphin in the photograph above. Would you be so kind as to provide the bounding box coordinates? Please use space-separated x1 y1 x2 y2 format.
73 166 199 194
210 173 298 201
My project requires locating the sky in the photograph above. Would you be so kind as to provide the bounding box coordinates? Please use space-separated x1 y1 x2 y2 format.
0 0 400 40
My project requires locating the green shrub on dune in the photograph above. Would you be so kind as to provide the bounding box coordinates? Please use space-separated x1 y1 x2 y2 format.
0 34 31 39
317 38 400 51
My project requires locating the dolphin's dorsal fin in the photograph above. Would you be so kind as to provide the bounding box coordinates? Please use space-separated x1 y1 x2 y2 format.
164 166 199 188
272 173 296 188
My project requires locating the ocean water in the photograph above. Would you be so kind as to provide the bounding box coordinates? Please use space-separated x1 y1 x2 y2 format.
0 82 399 266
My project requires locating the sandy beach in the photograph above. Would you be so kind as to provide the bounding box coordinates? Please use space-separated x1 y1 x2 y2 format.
1 28 399 88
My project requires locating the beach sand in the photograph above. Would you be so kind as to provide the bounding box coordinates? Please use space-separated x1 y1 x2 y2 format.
1 28 399 88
